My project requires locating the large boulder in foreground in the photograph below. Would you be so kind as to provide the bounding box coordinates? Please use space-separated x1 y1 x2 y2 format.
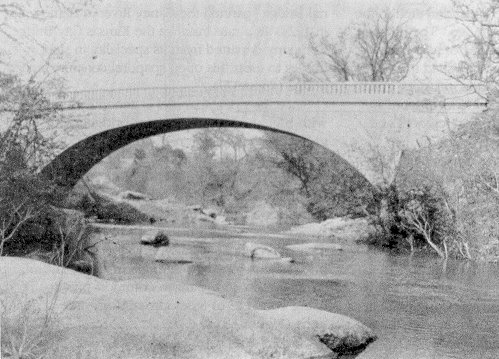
0 257 333 359
259 306 377 355
244 242 282 259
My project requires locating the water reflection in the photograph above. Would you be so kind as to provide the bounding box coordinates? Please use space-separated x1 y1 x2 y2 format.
96 228 499 359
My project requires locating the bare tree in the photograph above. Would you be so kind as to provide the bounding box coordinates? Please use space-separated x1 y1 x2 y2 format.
261 132 373 219
0 74 63 256
0 200 37 255
288 7 427 82
399 195 448 259
0 0 98 35
261 133 317 196
438 0 499 89
0 0 99 81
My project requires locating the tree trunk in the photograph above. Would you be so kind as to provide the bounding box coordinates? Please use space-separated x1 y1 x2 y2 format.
423 232 446 259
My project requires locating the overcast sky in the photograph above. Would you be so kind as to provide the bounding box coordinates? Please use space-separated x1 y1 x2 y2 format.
3 0 460 90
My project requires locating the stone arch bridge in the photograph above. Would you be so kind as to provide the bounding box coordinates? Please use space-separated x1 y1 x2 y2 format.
42 82 487 187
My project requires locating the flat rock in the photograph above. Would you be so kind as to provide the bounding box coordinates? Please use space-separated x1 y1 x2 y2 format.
287 243 343 253
258 306 377 355
120 190 150 200
154 246 195 264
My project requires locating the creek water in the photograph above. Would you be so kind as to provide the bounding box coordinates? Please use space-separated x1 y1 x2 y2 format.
94 225 499 359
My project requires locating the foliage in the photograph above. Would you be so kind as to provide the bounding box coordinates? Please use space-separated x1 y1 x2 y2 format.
76 188 151 224
366 184 456 258
260 133 318 195
86 129 331 225
395 113 499 261
0 74 64 168
288 7 427 82
262 132 374 220
0 74 68 256
88 128 373 225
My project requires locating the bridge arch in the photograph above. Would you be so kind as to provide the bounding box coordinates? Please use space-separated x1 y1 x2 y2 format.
42 117 369 188
45 83 486 186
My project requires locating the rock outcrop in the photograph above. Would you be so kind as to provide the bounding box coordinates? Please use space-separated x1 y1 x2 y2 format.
259 306 377 355
286 217 372 242
0 257 335 359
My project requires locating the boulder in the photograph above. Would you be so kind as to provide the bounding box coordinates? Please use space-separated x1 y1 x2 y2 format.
120 190 150 201
244 242 281 259
259 306 377 355
0 257 334 359
68 259 94 274
286 217 372 242
246 201 279 227
204 208 218 219
155 246 194 264
140 230 170 247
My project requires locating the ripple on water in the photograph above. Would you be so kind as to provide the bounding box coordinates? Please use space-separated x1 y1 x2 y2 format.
93 228 499 359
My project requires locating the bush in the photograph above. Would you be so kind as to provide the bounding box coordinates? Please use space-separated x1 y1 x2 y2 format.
365 184 456 258
262 132 374 221
0 168 66 255
76 190 151 224
0 74 97 272
1 295 60 359
394 114 499 261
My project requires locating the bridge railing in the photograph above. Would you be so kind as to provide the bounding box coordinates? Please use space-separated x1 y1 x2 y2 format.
56 83 488 108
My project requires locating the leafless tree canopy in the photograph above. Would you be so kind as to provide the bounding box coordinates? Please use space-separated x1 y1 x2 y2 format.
0 0 98 46
440 0 499 85
288 8 427 82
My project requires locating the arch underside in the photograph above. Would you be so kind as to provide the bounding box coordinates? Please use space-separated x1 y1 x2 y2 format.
42 118 370 188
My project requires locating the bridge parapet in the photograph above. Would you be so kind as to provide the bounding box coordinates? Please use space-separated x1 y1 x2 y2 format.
57 83 487 109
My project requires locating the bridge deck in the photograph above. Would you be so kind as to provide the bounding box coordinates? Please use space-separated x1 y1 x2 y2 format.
57 83 488 109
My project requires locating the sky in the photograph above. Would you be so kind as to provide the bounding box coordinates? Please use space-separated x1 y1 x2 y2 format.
1 0 462 91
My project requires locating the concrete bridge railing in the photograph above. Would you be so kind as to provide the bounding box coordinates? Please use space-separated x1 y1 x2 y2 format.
56 83 488 109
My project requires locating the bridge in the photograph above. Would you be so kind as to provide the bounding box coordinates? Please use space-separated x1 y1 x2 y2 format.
43 82 487 187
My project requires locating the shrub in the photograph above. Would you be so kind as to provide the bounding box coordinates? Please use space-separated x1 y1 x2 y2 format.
1 285 63 359
395 114 499 261
0 74 97 272
365 184 456 258
76 189 151 224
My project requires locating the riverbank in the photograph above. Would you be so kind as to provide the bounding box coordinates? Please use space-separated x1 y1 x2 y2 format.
0 256 376 358
285 217 372 244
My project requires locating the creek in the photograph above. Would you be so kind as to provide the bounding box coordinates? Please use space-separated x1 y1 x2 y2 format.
92 225 499 359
